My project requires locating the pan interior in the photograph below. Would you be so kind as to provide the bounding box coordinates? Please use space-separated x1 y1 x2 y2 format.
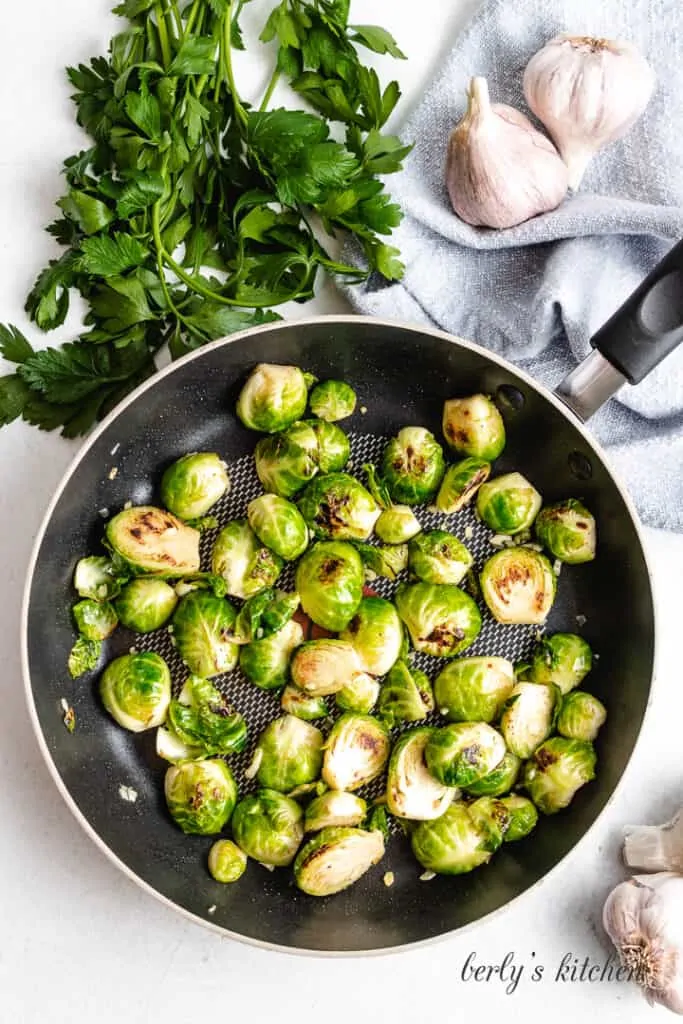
25 319 654 953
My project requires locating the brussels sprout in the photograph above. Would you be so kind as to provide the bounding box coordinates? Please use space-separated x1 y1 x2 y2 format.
160 452 229 520
294 826 385 896
208 839 247 883
464 751 522 797
375 506 422 544
290 639 361 697
322 714 390 791
236 363 309 433
233 588 300 644
381 427 445 505
377 660 434 728
425 722 506 787
115 578 178 633
528 632 592 694
73 599 118 640
211 520 282 600
304 791 367 832
100 651 171 732
535 499 597 564
468 796 513 851
339 597 403 677
411 802 493 875
254 433 318 498
297 473 379 542
336 673 380 714
247 494 308 561
436 457 491 514
500 794 539 841
434 656 515 723
255 715 324 792
232 789 304 866
172 590 239 677
442 394 506 461
408 529 473 585
305 419 350 473
280 684 329 721
68 637 101 679
295 541 363 632
523 737 597 814
476 473 542 535
166 676 247 756
73 555 122 601
394 581 482 657
356 542 409 581
106 506 201 575
240 619 304 691
480 548 556 625
499 681 559 759
164 758 237 835
387 727 457 820
309 380 357 421
557 691 607 741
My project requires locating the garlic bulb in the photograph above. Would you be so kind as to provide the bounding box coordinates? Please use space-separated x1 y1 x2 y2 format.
624 807 683 873
523 35 656 189
445 76 568 230
603 873 683 1014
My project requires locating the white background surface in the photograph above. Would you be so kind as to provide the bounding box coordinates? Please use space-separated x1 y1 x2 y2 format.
2 2 683 1021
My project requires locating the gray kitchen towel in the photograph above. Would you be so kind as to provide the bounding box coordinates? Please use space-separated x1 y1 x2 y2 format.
343 0 683 531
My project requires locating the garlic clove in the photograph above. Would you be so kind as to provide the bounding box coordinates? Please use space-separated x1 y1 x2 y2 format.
523 35 656 189
445 76 568 230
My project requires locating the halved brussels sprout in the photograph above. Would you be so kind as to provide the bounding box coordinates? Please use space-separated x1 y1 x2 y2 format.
374 506 422 544
297 473 380 542
480 548 556 625
231 789 304 866
73 555 122 601
535 499 597 564
233 588 300 644
381 427 445 505
100 651 171 732
434 656 515 723
528 632 592 694
336 673 381 714
240 619 304 691
106 506 200 575
247 494 308 561
387 727 457 820
172 590 239 677
499 681 559 759
476 473 542 535
211 520 282 600
208 839 247 883
557 691 607 741
255 715 324 792
395 581 482 657
523 737 597 814
408 529 473 585
468 796 512 851
411 802 493 876
295 541 363 632
425 722 506 787
436 457 491 514
73 599 118 640
464 750 521 797
164 758 237 835
161 452 229 520
442 394 506 461
280 684 329 721
294 826 385 896
290 639 362 697
339 597 403 677
500 794 539 841
305 419 350 473
166 676 247 756
236 363 308 433
309 380 357 422
254 433 318 498
115 578 178 633
322 714 390 791
304 791 367 832
377 660 434 728
355 543 408 581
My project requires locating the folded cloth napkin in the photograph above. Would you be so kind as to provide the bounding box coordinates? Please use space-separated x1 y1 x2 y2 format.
342 0 683 531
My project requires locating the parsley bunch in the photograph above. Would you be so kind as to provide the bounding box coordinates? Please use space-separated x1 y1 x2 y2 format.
0 0 411 437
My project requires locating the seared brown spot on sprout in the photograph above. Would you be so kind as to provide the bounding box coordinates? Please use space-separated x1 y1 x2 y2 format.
535 746 557 769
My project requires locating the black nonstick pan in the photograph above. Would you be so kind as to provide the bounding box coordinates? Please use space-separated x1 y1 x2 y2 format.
22 240 683 955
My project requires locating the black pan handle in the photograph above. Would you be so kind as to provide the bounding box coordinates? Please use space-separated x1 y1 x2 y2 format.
555 239 683 421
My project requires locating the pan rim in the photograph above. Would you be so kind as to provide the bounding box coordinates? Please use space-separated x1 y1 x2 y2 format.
20 313 658 957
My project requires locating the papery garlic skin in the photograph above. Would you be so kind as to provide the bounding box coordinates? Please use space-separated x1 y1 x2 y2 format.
624 807 683 873
445 76 568 230
523 35 656 189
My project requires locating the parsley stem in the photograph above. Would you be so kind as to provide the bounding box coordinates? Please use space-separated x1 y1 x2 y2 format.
183 0 201 40
259 69 281 112
151 202 191 328
223 0 248 128
155 4 172 67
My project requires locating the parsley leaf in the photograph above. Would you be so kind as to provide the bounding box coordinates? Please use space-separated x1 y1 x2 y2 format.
349 25 407 60
76 233 148 277
0 325 34 363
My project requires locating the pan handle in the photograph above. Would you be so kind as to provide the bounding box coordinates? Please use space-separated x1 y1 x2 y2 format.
555 239 683 421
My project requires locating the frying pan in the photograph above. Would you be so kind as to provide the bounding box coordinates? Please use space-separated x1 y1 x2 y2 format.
22 240 683 955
